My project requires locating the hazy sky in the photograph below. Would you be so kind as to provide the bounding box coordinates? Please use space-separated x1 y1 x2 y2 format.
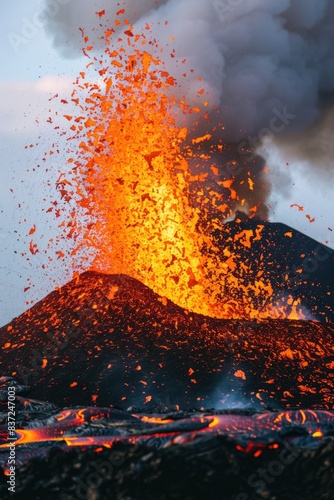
0 0 333 327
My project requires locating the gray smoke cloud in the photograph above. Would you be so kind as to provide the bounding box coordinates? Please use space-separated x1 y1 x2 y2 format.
43 0 334 216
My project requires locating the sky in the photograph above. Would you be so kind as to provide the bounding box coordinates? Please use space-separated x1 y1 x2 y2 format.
0 0 333 327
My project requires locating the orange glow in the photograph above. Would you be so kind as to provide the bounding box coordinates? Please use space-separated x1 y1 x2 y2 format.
140 416 173 425
208 417 220 428
1 409 332 467
0 429 64 447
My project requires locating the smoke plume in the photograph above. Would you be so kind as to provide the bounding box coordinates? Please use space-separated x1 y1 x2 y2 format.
43 0 334 217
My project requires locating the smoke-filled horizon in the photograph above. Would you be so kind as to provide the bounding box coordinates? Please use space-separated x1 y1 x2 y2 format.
43 0 334 217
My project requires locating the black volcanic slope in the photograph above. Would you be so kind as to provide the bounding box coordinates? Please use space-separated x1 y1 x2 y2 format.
0 272 333 410
213 215 334 323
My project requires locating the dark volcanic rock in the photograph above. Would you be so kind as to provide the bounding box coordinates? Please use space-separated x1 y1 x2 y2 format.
213 216 334 323
1 435 334 500
0 272 333 410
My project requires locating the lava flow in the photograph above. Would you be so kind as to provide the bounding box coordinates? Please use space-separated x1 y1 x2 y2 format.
0 384 334 475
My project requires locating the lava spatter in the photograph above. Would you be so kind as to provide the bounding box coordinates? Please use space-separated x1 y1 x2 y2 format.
42 11 302 320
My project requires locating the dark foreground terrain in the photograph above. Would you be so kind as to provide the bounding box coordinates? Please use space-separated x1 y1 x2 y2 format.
1 424 334 500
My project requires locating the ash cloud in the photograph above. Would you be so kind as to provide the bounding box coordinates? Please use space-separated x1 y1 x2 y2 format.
43 0 334 216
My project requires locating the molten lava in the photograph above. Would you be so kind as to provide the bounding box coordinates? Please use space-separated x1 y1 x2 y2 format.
1 391 333 475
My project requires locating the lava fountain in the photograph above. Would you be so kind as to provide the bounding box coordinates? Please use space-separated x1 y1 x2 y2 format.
49 10 300 321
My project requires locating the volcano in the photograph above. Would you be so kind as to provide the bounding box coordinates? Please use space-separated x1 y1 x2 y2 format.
1 250 333 411
2 8 334 496
1 255 334 499
1 215 334 500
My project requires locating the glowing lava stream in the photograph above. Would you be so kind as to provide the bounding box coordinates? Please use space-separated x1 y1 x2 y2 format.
1 411 331 450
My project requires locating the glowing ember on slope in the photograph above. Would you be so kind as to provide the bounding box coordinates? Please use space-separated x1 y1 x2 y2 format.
42 10 303 320
1 271 333 412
